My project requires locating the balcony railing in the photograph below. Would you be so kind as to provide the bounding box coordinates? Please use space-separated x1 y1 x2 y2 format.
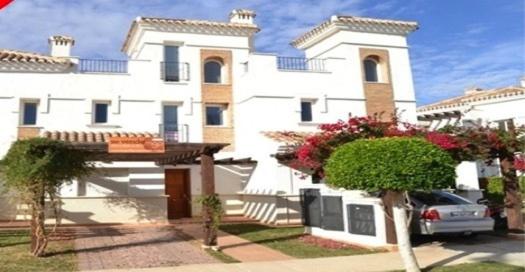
159 124 189 143
160 62 190 82
78 59 128 73
276 56 326 72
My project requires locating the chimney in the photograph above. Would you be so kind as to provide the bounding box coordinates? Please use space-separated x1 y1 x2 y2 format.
229 9 256 25
464 86 483 95
48 35 75 57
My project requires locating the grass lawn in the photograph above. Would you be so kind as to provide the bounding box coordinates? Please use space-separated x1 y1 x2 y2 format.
423 262 525 272
219 223 382 258
204 248 240 263
0 230 76 272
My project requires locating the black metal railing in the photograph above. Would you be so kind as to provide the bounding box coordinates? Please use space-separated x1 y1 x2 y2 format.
160 62 190 82
159 124 189 142
78 59 128 73
276 56 326 72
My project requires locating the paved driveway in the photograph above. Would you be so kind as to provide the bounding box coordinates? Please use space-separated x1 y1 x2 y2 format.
94 234 524 272
74 225 217 271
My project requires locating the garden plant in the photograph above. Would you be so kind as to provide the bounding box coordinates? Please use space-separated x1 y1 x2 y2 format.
0 138 93 257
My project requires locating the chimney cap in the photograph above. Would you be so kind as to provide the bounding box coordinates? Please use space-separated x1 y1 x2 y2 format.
229 9 256 19
464 86 483 95
48 35 75 45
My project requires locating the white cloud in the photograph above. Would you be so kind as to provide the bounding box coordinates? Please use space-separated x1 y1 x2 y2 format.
412 39 524 105
0 0 362 58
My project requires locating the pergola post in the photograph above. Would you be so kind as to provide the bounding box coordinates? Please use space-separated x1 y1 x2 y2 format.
200 149 217 246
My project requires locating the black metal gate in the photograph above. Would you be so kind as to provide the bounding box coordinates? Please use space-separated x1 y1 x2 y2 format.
300 189 322 227
300 189 344 230
321 196 344 231
347 204 376 236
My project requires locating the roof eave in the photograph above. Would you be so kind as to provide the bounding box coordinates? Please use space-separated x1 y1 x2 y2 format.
292 18 419 49
121 17 141 53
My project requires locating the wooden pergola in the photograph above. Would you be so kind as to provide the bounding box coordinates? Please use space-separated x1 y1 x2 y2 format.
69 141 229 246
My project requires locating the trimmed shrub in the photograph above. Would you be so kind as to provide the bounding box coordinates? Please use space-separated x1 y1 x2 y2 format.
325 137 457 191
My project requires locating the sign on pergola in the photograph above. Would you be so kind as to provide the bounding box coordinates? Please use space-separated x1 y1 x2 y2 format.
108 137 165 153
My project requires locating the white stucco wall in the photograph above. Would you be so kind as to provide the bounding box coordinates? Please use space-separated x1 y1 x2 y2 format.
0 13 419 224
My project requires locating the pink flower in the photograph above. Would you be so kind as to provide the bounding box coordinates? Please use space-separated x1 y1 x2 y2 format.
425 132 460 150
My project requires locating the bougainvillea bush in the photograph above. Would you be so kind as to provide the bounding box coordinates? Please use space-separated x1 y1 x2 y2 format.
280 116 524 230
292 116 467 176
289 116 524 177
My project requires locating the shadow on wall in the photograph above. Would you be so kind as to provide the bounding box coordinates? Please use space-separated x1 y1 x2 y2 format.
213 164 258 216
54 210 98 225
241 189 302 225
0 195 31 221
83 170 129 196
104 194 167 223
0 195 102 225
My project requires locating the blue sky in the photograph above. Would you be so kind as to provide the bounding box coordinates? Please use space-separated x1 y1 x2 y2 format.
0 0 523 105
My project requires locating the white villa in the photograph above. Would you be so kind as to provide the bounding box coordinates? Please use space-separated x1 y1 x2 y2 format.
417 80 525 199
417 81 525 131
0 9 419 236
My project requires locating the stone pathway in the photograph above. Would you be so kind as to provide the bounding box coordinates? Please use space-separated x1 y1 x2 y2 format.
91 234 525 272
74 225 217 271
176 223 293 262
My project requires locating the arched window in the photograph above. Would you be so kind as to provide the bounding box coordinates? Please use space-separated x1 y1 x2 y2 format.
204 60 222 83
364 57 379 82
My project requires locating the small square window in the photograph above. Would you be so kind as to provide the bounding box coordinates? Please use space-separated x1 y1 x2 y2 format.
206 105 225 126
94 102 109 124
22 102 38 125
301 101 313 122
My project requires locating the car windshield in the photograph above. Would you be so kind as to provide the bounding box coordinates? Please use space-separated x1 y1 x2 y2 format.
410 191 472 206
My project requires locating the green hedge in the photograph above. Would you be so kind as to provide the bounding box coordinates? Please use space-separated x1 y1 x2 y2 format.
486 176 525 204
325 137 456 191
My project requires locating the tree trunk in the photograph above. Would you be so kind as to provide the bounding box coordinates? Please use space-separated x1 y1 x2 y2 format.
30 204 38 253
381 190 398 244
500 155 524 232
391 190 420 272
31 187 48 257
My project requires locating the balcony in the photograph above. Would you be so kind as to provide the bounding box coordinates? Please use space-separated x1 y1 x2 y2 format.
78 59 128 73
159 124 189 143
160 62 190 82
276 56 326 72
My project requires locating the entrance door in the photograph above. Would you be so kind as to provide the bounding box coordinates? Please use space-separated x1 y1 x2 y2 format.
165 169 191 219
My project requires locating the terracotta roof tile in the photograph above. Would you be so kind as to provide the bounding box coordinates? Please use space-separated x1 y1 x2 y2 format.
41 131 160 143
122 16 259 52
140 17 259 29
0 49 71 64
262 131 310 144
292 15 418 48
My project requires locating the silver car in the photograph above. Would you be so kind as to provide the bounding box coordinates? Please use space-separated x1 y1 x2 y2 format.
410 191 494 235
